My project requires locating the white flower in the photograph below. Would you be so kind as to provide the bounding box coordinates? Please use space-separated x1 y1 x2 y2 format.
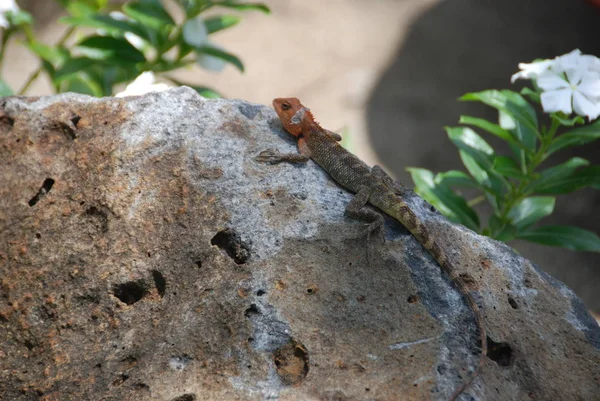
0 0 20 29
115 72 172 97
537 68 600 121
512 49 600 121
511 49 583 83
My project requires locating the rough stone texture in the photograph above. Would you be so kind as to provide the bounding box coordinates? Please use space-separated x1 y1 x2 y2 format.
1 88 599 401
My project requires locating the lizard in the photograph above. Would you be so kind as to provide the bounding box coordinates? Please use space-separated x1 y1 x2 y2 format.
255 97 487 401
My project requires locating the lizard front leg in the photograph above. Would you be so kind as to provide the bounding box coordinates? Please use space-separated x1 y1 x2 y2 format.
255 149 309 164
325 129 342 142
256 137 312 164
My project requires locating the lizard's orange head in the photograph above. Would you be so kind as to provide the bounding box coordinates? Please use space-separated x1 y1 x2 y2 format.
272 97 306 136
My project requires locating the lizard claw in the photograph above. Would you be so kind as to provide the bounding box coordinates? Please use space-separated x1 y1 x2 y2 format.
255 149 283 164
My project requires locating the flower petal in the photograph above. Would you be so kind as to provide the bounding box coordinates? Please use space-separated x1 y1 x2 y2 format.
555 49 582 72
577 76 600 100
565 67 584 86
511 60 553 82
573 91 600 121
541 88 573 114
537 70 569 91
580 55 600 73
115 72 172 98
0 0 19 13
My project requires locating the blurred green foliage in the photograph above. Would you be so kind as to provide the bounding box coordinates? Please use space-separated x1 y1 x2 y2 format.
0 0 270 97
409 89 600 252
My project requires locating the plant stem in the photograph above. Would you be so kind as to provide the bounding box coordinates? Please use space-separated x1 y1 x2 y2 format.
467 195 486 207
0 29 14 78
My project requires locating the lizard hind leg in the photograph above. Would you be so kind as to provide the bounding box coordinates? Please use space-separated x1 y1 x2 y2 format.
371 165 407 196
345 185 385 263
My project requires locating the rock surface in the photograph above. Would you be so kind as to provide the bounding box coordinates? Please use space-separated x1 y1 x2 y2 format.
0 88 598 401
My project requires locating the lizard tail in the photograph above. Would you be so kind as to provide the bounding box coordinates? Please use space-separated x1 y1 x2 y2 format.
382 198 487 400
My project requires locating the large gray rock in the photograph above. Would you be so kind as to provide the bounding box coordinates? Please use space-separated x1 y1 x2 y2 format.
0 88 598 401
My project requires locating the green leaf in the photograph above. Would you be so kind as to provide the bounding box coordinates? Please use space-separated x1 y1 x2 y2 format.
6 9 33 26
508 196 555 230
459 151 504 213
213 1 270 14
75 35 146 64
447 126 510 203
204 15 241 33
407 167 480 231
526 158 592 194
551 113 585 127
546 119 600 155
123 1 175 30
27 41 69 65
63 75 103 97
488 215 518 241
446 126 495 171
435 170 480 189
532 165 600 195
517 225 600 252
195 87 221 98
520 87 540 104
53 57 97 83
58 0 108 13
461 90 539 152
66 1 96 17
0 80 13 96
196 45 244 72
459 115 522 148
59 15 150 42
492 156 527 179
461 89 538 130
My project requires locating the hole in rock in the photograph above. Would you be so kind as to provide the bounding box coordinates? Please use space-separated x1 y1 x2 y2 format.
85 206 109 232
487 336 513 367
28 178 55 206
70 115 81 127
244 304 260 317
273 340 309 386
211 228 250 264
112 373 129 386
1 114 14 127
256 290 266 296
113 281 146 305
507 296 518 309
133 383 150 391
407 294 419 303
171 394 197 401
151 270 166 297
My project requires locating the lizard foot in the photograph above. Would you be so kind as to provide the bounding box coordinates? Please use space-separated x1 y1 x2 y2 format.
255 149 284 164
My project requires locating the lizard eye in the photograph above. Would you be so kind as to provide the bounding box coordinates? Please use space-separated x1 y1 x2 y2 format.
281 103 291 111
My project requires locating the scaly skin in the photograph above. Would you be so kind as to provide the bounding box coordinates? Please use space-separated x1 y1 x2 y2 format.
257 97 487 401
